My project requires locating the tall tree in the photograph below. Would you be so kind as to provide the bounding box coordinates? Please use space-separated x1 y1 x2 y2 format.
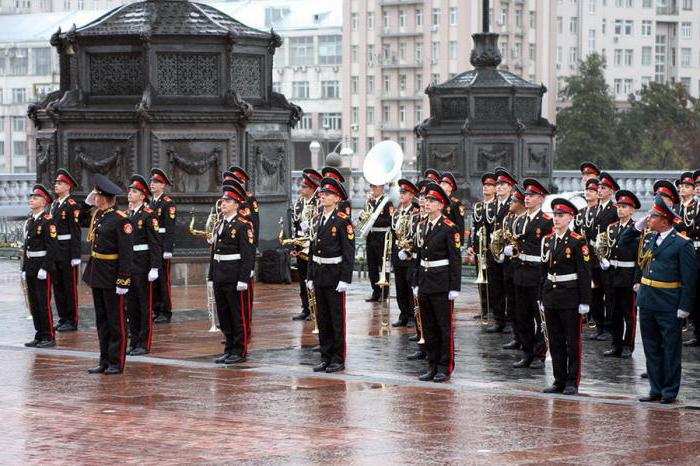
555 54 618 169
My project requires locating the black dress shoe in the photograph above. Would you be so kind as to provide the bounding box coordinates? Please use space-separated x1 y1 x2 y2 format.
621 347 633 359
87 365 107 374
592 331 611 341
502 340 521 350
104 366 123 375
214 354 231 364
641 372 648 379
406 350 426 360
513 357 533 368
313 361 329 372
57 323 77 332
639 394 661 402
661 397 677 404
418 369 437 381
36 339 56 348
312 345 321 352
24 339 39 347
391 320 408 328
130 347 148 356
153 315 171 324
529 359 545 369
126 346 135 355
224 354 246 364
408 334 419 342
683 338 700 347
365 295 380 302
325 362 345 373
292 312 310 321
484 323 506 333
406 320 416 328
604 348 622 357
433 372 450 383
543 384 564 393
472 313 487 320
562 386 578 396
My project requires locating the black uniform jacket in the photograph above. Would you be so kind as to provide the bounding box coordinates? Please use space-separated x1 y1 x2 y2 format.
444 195 466 244
82 208 133 289
469 199 496 250
607 219 640 288
413 215 462 294
366 195 393 245
574 204 598 242
391 203 420 268
22 212 58 277
207 214 256 284
676 200 696 236
541 230 592 310
308 209 355 287
512 210 553 287
240 191 260 246
129 205 162 275
50 195 81 262
149 194 176 254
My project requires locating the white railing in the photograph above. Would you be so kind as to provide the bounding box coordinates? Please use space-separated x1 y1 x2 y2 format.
0 173 36 208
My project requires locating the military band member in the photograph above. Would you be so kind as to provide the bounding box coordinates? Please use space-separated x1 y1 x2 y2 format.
209 182 256 364
407 179 431 360
440 172 465 245
424 169 441 184
653 179 679 209
307 177 355 373
413 182 462 382
579 161 601 184
676 172 696 236
291 169 320 321
600 190 641 358
391 179 420 327
506 178 551 369
321 167 352 216
635 195 697 404
51 169 81 332
149 168 176 324
685 171 700 347
541 198 592 396
501 185 526 351
468 173 497 320
125 175 161 356
82 174 133 374
694 169 700 198
574 178 600 241
364 183 393 302
23 184 58 348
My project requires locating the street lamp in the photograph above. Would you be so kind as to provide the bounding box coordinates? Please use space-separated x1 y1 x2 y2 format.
309 140 321 168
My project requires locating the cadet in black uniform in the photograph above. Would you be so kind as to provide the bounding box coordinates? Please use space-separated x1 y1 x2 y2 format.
51 168 82 331
364 182 393 302
468 173 497 320
291 169 320 321
391 179 420 327
209 182 256 364
600 190 641 358
684 171 700 347
149 168 176 324
500 184 526 350
322 167 352 216
307 177 355 373
413 182 462 382
125 175 161 356
23 184 58 348
676 172 696 237
541 198 592 396
573 178 600 241
506 178 552 369
440 172 465 245
579 161 601 185
424 168 441 184
82 174 133 374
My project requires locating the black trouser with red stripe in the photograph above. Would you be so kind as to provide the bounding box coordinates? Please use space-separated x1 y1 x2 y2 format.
611 287 637 352
487 256 506 324
418 292 454 374
92 287 127 370
214 282 248 357
53 260 79 326
394 265 415 323
127 273 153 351
153 258 172 320
27 275 54 342
544 307 582 388
297 258 310 315
514 285 547 361
315 286 346 365
245 277 254 336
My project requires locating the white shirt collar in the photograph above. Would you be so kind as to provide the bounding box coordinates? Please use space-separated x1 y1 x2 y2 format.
32 210 43 220
600 199 611 209
56 194 69 206
528 208 541 220
152 193 163 203
224 213 237 222
657 228 673 242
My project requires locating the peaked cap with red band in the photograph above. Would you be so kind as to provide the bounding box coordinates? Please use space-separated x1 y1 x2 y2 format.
649 194 679 223
614 189 640 209
598 172 620 191
129 174 151 197
227 166 250 184
30 184 52 204
580 161 601 176
398 178 418 195
585 178 600 191
424 169 441 183
481 172 497 186
55 168 78 189
303 168 322 184
495 168 517 186
318 177 348 200
321 167 345 183
653 179 679 205
550 197 578 216
150 168 171 186
440 172 458 191
417 179 431 195
523 178 549 196
221 185 245 203
678 171 694 186
424 182 449 206
693 169 700 185
510 185 525 203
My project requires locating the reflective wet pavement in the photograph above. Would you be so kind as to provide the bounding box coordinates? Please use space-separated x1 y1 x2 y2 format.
2 258 700 464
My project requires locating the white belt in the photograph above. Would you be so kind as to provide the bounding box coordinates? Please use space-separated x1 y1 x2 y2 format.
610 259 635 268
312 256 343 264
57 234 71 241
158 228 166 233
371 227 390 232
133 244 149 251
213 253 241 262
694 241 700 248
420 259 449 268
547 273 578 283
26 250 47 258
519 253 541 263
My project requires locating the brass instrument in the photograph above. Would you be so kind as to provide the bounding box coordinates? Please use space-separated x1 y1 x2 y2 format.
359 140 404 239
414 300 425 345
637 227 652 270
189 206 219 240
393 206 415 252
189 207 221 332
354 193 374 232
474 225 488 285
490 228 521 259
595 227 614 260
376 229 393 330
308 286 319 335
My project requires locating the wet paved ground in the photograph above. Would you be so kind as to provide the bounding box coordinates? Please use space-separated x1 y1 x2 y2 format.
2 258 700 464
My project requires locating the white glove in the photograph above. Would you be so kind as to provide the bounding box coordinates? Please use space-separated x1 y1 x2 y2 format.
250 270 255 278
163 252 173 260
237 281 248 291
600 258 610 270
148 268 158 282
635 215 649 232
300 220 309 233
578 304 590 315
633 283 640 293
71 259 81 267
336 281 348 293
306 280 314 291
85 189 97 206
495 254 505 264
21 271 26 281
398 250 409 261
504 245 514 257
678 309 690 319
116 287 129 295
448 290 459 301
207 280 213 288
412 286 418 296
37 269 47 280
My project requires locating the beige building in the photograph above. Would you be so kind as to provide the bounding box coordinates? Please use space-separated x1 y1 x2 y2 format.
343 0 558 168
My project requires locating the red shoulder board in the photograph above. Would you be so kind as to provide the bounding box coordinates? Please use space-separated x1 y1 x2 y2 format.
418 218 427 224
116 210 127 218
678 231 690 240
443 218 455 227
67 198 76 205
43 214 52 220
673 217 683 224
450 196 460 203
239 217 252 224
570 232 582 240
542 213 552 220
544 232 553 238
337 211 349 219
163 196 172 202
144 207 154 214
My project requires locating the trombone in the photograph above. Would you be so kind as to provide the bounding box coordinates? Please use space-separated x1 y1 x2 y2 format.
189 207 220 332
474 225 490 324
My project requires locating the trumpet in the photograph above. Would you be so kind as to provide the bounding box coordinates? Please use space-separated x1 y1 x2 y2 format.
474 225 488 284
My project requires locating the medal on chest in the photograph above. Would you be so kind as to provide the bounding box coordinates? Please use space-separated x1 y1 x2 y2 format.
565 246 571 259
61 211 66 220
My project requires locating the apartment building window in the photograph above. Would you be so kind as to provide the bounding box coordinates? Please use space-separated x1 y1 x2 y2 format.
399 42 406 61
529 44 536 61
40 0 49 9
557 17 563 34
602 18 606 34
351 13 358 31
614 48 623 65
681 77 691 90
351 45 359 63
614 79 622 95
680 22 692 39
289 37 314 65
367 106 375 124
298 114 312 130
416 74 423 92
292 81 309 99
272 82 281 93
12 88 26 103
641 76 651 86
570 17 578 34
681 48 691 67
63 0 70 9
415 9 423 27
32 47 52 75
588 30 596 51
12 116 25 132
529 11 536 29
614 19 622 34
9 49 28 75
431 73 440 84
416 42 423 62
368 12 375 30
384 75 391 93
655 34 667 82
383 106 390 123
399 137 406 152
515 10 522 28
367 137 375 149
383 11 390 29
351 76 359 95
77 0 84 9
319 35 341 65
367 76 374 94
431 41 440 61
319 113 342 130
499 10 507 27
556 47 563 65
449 7 457 26
432 8 440 26
626 0 633 6
383 44 391 61
642 0 651 6
416 104 423 122
642 46 652 65
641 20 652 36
367 45 375 64
513 43 521 59
615 0 623 6
589 0 597 13
569 47 578 65
399 74 407 92
0 89 3 104
13 141 26 157
322 81 340 99
682 0 692 10
449 41 457 60
399 10 407 29
352 107 359 125
625 20 633 35
624 49 633 66
399 105 406 124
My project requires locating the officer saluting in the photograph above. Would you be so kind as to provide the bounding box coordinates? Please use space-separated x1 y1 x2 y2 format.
307 177 355 373
23 184 58 348
50 168 82 332
82 174 133 374
125 175 161 356
413 182 462 383
149 168 176 324
541 198 592 396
